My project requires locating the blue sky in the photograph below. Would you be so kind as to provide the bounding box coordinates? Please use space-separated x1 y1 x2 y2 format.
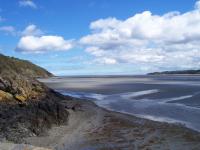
0 0 200 75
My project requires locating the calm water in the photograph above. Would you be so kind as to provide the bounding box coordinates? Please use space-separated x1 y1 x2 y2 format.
39 75 200 132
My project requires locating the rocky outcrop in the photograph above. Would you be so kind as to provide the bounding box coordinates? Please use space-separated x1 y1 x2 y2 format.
0 74 47 103
0 91 70 143
0 54 71 143
0 54 53 103
0 90 13 101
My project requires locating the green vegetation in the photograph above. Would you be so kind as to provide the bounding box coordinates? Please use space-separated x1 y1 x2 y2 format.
0 54 52 78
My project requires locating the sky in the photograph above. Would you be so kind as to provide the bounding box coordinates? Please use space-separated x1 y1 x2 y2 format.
0 0 200 75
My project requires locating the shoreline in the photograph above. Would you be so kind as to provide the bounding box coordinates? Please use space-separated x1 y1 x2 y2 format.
57 89 200 133
40 75 200 135
1 94 200 150
24 96 200 150
101 104 200 133
97 106 200 133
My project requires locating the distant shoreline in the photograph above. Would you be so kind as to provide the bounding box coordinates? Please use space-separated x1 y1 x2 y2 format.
148 69 200 75
43 74 200 79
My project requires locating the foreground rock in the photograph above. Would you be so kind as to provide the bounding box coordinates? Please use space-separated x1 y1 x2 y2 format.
0 54 52 103
0 54 71 143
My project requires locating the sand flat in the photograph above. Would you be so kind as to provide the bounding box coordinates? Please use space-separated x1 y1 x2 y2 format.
25 99 200 150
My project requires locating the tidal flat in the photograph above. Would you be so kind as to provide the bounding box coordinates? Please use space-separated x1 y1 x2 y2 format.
27 75 200 150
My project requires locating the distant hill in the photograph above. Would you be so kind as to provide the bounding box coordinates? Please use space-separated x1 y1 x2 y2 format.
148 69 200 75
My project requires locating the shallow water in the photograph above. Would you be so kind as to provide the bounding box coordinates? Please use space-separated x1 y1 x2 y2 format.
39 75 200 132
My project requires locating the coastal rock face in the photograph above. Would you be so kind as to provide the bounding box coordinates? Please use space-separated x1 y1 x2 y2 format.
0 54 69 143
0 90 13 101
0 54 53 103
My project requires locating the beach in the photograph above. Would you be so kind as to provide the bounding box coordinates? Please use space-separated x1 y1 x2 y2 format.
24 99 200 150
40 75 200 132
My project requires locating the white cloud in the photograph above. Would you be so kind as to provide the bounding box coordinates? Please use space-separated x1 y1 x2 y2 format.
94 57 117 65
19 0 37 9
16 35 73 53
16 25 73 53
195 0 200 9
0 26 16 35
80 0 200 71
22 24 43 36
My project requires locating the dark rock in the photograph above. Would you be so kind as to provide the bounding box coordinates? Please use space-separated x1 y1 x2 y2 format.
0 54 70 143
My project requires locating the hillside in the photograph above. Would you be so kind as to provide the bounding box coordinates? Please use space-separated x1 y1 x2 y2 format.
0 54 53 102
0 54 52 78
0 54 70 142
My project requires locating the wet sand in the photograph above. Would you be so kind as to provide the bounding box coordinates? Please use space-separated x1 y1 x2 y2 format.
13 75 200 150
39 75 200 132
24 99 200 150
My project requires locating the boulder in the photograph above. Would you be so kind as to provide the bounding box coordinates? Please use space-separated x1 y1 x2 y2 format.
15 94 27 102
0 90 13 101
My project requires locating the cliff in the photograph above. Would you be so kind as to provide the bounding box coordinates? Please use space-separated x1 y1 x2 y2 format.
0 54 70 143
0 54 53 102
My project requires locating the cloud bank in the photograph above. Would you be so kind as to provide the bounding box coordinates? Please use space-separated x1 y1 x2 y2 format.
15 1 200 73
80 0 200 71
